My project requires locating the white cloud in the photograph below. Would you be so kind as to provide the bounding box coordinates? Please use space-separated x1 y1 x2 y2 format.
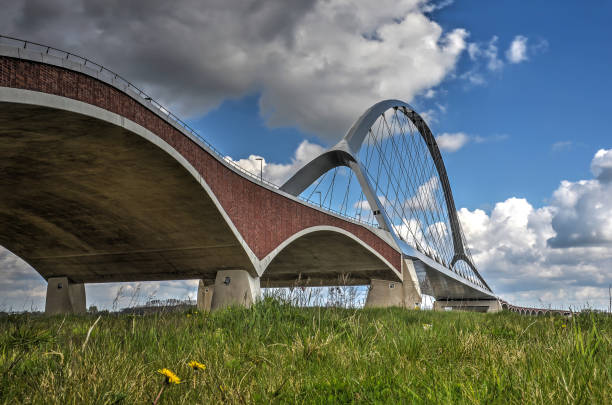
459 149 612 309
224 140 326 185
467 36 503 72
420 0 454 13
552 141 572 151
506 35 529 63
591 148 612 182
436 132 470 152
1 0 468 143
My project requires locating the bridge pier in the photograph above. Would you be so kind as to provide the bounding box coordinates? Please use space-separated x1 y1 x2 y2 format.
364 258 422 309
196 280 214 312
207 270 261 311
433 299 501 313
45 277 86 315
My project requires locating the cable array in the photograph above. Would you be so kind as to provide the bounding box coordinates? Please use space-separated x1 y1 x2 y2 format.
298 107 487 290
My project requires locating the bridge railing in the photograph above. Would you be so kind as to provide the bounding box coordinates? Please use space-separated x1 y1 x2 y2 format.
0 35 375 228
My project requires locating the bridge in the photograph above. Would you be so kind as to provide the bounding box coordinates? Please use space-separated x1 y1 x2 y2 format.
0 36 502 314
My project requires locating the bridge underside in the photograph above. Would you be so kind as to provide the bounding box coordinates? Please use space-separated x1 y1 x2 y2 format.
413 260 495 300
0 100 403 288
261 230 401 287
0 102 255 283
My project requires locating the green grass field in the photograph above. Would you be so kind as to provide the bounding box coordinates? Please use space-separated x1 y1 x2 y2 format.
0 298 610 404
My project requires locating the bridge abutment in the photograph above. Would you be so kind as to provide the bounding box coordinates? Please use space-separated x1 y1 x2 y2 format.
433 299 501 313
364 258 422 309
45 277 86 315
209 270 261 311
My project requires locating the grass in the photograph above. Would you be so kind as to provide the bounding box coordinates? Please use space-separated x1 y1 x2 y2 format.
0 298 610 404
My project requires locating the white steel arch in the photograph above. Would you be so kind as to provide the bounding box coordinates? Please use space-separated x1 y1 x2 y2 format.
281 100 491 292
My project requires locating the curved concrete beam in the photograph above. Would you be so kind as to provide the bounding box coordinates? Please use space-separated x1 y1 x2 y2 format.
0 87 261 278
260 226 402 286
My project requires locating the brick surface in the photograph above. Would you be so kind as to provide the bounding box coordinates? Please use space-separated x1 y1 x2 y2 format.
0 57 401 272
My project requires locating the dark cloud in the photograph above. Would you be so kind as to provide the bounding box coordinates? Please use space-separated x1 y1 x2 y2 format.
2 0 466 142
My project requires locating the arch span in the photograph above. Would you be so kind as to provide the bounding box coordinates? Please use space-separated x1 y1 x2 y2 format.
0 94 258 282
281 99 490 291
261 226 401 287
0 45 405 289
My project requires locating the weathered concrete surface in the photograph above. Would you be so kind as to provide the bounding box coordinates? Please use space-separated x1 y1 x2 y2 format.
402 258 422 308
210 270 260 310
261 229 401 287
412 259 494 300
45 277 86 314
364 258 422 309
196 280 214 312
433 299 502 313
364 279 406 308
364 279 422 309
0 103 254 283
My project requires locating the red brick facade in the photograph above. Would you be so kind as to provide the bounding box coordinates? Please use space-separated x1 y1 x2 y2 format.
0 56 401 272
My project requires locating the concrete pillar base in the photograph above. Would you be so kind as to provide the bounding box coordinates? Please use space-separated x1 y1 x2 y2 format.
210 270 261 311
364 258 422 309
196 280 214 312
364 279 421 309
433 300 502 313
45 277 86 315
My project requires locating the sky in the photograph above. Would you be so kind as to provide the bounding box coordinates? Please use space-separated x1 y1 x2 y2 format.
1 0 611 311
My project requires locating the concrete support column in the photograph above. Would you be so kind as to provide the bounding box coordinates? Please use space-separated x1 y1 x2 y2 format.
45 277 86 315
196 280 214 312
433 300 502 313
210 270 261 311
364 258 422 309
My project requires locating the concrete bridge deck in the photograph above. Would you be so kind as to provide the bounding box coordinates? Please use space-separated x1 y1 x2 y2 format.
0 38 498 313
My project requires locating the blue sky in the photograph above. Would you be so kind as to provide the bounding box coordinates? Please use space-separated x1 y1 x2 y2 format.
191 1 612 212
1 0 611 310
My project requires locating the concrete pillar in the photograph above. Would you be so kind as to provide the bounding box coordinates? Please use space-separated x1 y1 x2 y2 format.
433 299 502 313
210 270 261 311
364 258 422 309
45 277 86 315
196 280 214 312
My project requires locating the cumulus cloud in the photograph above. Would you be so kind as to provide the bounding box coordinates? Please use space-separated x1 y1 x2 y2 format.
591 148 612 183
2 0 468 142
506 35 528 63
459 149 612 309
436 132 470 152
224 140 325 185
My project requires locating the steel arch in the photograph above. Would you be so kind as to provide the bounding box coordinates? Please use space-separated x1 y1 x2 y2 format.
281 100 490 291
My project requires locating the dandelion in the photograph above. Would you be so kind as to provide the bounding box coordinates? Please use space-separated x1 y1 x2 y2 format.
153 368 181 405
562 324 566 328
188 360 206 388
158 368 181 384
188 360 206 371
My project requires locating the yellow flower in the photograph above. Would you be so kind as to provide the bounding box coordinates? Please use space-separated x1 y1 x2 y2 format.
158 368 181 384
561 324 566 328
422 323 433 331
188 360 206 371
187 314 191 317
